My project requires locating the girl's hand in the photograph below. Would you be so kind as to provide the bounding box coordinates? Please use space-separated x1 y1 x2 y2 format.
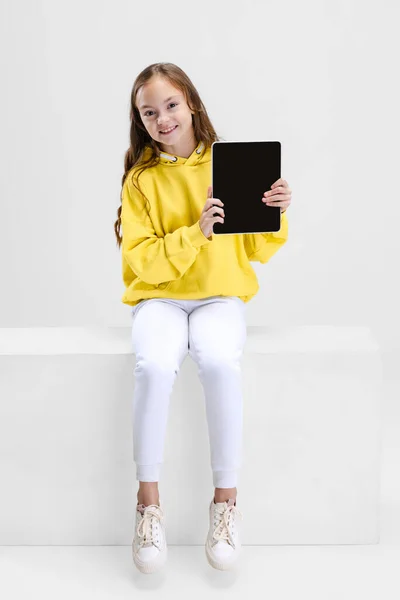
262 178 292 213
199 186 225 239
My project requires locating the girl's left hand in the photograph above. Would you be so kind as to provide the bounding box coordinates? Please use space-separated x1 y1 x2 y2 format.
262 178 292 213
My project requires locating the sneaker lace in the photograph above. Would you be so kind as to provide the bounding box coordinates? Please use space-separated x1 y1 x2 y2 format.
137 505 163 549
212 504 243 548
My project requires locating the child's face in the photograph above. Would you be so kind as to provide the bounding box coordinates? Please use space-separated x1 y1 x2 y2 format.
136 76 195 152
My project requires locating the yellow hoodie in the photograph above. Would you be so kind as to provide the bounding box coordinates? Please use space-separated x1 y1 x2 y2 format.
121 140 288 307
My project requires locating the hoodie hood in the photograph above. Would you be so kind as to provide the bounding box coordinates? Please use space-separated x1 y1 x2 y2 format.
141 140 209 166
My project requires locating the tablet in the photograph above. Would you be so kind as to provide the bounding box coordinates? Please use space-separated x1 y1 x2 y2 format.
211 140 281 235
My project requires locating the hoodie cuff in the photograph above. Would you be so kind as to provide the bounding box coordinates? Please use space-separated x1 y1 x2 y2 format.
188 221 213 247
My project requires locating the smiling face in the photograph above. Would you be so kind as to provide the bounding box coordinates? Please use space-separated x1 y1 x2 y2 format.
136 75 197 157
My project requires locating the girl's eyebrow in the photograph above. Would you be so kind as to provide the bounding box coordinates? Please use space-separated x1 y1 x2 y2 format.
140 95 181 110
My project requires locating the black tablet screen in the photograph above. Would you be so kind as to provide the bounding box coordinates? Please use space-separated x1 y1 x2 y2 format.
212 141 281 234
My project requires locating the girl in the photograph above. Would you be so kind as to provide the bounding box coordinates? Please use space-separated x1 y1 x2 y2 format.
114 63 291 573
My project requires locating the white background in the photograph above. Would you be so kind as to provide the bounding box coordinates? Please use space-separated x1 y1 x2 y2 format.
0 0 399 595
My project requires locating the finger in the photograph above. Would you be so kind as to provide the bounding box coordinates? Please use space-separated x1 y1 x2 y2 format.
264 186 291 197
271 179 288 189
265 202 291 210
265 198 291 207
207 185 212 198
263 193 291 203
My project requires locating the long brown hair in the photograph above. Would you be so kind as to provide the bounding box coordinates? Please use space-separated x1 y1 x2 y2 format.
114 62 223 248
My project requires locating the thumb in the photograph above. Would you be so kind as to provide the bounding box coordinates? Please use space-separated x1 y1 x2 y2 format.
207 185 212 198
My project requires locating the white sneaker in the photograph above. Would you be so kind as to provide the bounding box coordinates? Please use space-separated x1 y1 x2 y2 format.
132 503 167 574
205 498 243 570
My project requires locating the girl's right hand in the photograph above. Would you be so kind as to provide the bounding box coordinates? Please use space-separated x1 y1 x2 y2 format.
199 186 225 239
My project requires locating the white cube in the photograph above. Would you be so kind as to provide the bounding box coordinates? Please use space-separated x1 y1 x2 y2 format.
0 325 382 545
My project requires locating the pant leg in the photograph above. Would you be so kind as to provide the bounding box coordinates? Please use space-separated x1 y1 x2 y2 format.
187 296 247 489
131 299 189 482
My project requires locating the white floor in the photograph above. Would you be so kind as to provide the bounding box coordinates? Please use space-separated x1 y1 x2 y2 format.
1 361 399 600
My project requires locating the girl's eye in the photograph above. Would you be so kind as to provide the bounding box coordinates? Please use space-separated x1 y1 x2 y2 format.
144 103 178 117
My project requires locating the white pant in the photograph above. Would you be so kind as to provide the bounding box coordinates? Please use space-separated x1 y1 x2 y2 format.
130 295 247 488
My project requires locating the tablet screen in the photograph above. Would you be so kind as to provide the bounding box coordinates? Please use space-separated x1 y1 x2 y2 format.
212 140 281 234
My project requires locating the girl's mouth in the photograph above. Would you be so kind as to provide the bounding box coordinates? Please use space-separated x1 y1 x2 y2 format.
160 125 178 135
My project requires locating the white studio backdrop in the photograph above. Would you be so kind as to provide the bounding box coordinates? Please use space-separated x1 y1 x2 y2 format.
0 0 399 353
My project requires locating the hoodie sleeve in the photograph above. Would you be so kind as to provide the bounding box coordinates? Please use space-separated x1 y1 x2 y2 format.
121 175 212 285
243 211 289 264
